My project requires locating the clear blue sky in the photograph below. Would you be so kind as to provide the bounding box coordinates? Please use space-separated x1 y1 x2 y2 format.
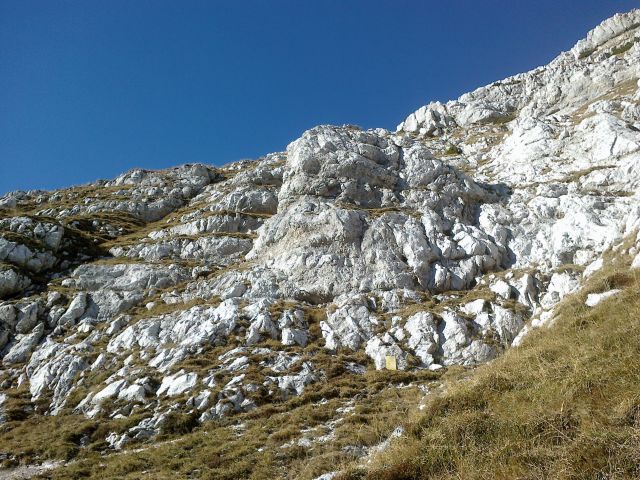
1 0 638 194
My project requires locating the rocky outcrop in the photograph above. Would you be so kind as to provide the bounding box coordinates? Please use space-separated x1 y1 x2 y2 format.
248 126 507 301
0 8 639 456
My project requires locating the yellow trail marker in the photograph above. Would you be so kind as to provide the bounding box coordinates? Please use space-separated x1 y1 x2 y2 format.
385 355 397 370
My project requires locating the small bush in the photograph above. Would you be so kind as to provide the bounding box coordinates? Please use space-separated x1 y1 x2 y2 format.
578 47 596 59
443 144 462 156
611 38 637 55
159 411 200 436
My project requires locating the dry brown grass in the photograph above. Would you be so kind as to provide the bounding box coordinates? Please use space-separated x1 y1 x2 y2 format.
0 391 147 467
389 284 499 320
4 184 135 217
570 77 639 125
23 248 640 479
338 245 640 480
33 359 441 480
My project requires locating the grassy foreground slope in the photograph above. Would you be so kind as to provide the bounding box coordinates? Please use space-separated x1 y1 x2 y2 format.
340 244 640 480
27 357 439 479
32 242 640 480
34 243 640 480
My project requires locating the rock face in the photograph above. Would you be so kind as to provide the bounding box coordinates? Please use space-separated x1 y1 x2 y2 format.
249 126 507 300
1 8 639 452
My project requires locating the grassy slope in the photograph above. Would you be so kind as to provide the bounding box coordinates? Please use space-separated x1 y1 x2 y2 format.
340 246 640 480
34 246 640 480
23 357 439 480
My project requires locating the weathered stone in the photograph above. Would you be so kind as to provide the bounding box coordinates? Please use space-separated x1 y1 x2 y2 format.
57 292 87 327
156 371 198 397
0 9 638 441
3 323 43 365
15 302 39 334
585 289 621 307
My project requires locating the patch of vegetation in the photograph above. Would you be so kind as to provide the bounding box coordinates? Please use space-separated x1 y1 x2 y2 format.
0 402 147 464
339 244 640 480
334 202 423 221
7 184 136 218
65 212 145 241
0 230 52 255
33 359 442 480
583 189 635 198
132 296 212 321
553 263 585 274
611 37 638 55
490 111 517 125
571 77 639 125
578 47 596 59
159 411 200 436
442 144 463 156
560 164 617 184
389 283 501 320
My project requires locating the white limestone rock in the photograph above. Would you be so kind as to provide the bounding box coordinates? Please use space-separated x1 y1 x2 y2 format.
246 312 278 346
585 289 621 307
0 267 31 299
223 355 249 372
461 299 488 316
439 311 471 363
92 379 127 404
15 302 40 334
57 292 88 327
117 383 147 403
261 352 300 373
72 263 190 293
148 347 190 373
107 299 239 353
0 237 57 273
490 279 513 300
0 304 17 328
493 305 525 344
3 323 44 365
110 235 252 264
540 272 581 309
266 362 316 398
157 371 198 397
281 327 307 347
27 340 87 412
248 125 507 301
365 334 408 370
279 309 308 347
1 9 639 431
189 389 212 410
321 294 376 351
404 312 439 366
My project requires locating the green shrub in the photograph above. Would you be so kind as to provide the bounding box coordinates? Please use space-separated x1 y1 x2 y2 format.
611 38 637 55
443 144 462 156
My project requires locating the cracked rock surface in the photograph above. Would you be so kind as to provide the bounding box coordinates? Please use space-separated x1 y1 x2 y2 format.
1 8 640 456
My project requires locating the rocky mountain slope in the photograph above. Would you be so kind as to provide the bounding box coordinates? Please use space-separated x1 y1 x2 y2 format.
0 9 639 479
